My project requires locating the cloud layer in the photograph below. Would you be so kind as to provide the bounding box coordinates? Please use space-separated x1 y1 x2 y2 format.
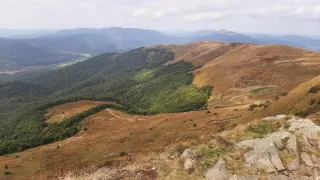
0 0 319 34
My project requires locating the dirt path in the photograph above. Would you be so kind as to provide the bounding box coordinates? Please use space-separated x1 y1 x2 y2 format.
106 109 145 122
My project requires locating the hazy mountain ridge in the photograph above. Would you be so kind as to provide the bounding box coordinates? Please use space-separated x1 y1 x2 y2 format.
1 27 320 72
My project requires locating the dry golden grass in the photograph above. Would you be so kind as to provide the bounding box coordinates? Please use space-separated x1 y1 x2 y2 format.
45 100 107 123
157 41 320 108
0 103 247 180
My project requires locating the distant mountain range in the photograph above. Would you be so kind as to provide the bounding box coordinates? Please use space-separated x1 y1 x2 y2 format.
0 27 319 71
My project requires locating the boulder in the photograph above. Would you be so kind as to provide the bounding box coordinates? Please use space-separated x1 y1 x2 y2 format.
301 152 314 167
288 118 320 146
205 158 229 180
237 134 287 172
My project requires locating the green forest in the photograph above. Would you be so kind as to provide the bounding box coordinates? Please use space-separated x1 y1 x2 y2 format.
0 47 212 155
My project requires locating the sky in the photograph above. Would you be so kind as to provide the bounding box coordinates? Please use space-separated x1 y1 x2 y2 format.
0 0 319 35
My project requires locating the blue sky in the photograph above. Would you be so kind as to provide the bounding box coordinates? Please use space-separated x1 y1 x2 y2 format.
0 0 319 35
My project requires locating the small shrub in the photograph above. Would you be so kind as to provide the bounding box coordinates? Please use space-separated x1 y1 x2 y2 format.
307 86 320 94
5 165 8 169
190 119 193 121
198 146 231 168
84 127 88 131
120 152 126 156
245 120 280 136
149 127 154 131
56 145 60 149
4 172 11 175
206 111 211 113
248 104 258 111
274 96 280 101
309 99 316 106
214 113 218 115
193 124 197 127
284 122 291 129
282 92 288 96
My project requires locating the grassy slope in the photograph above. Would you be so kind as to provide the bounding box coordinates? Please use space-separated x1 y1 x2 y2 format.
0 47 212 155
162 42 320 107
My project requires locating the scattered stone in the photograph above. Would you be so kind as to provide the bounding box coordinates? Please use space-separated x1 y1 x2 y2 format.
103 152 118 158
263 115 287 121
205 158 229 180
181 149 192 159
301 152 314 167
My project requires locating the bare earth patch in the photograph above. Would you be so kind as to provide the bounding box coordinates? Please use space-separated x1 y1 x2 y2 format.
45 100 107 123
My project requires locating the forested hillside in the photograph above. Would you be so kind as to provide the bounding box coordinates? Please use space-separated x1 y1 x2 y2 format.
0 47 212 155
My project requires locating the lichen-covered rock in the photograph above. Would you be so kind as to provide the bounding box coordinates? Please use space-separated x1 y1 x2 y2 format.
236 133 289 172
288 118 320 147
301 152 314 167
267 131 298 154
205 158 229 180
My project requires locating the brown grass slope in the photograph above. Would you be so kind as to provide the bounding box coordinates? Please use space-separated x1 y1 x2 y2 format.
0 102 246 180
161 41 320 106
259 75 320 119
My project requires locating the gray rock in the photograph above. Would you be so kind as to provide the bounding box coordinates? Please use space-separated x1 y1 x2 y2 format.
205 158 229 180
288 118 320 146
229 175 258 180
301 152 314 167
263 115 287 121
237 134 287 172
268 175 291 180
181 148 192 159
184 158 194 170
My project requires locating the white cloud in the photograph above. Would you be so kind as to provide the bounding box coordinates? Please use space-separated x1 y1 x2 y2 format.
0 0 319 34
184 12 232 22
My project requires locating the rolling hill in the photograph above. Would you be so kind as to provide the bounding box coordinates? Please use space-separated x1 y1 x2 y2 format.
159 41 320 107
1 41 320 179
1 27 320 73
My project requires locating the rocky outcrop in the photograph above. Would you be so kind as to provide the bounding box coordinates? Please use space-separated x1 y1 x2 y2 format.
236 131 297 172
205 116 320 180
